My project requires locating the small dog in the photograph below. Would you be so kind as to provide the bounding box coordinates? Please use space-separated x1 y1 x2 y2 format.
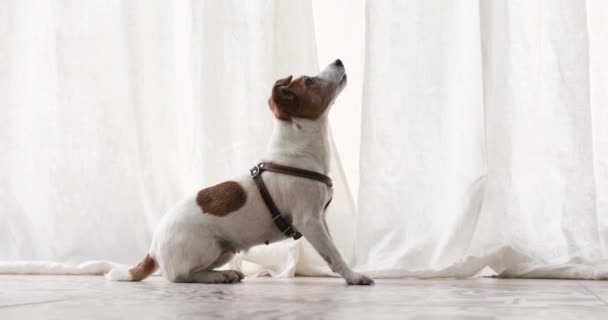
107 60 374 285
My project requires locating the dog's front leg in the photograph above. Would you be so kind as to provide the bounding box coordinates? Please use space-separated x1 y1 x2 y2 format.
296 217 374 285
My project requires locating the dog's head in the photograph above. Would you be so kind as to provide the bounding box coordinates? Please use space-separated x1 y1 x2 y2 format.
268 59 347 121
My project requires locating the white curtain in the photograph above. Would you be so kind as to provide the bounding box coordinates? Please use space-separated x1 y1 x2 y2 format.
1 0 608 280
356 0 608 279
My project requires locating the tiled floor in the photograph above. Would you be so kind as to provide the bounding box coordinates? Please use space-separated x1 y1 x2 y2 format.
1 275 607 319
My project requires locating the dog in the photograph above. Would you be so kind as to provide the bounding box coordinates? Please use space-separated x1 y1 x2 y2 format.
106 59 374 285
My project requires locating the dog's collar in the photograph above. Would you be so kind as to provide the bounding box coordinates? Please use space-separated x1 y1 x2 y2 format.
250 162 333 240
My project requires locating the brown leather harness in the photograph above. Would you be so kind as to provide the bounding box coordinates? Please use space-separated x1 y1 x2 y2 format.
250 162 333 240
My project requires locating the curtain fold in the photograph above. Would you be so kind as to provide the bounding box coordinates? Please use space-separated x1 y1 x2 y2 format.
356 0 608 279
356 0 487 275
587 0 608 258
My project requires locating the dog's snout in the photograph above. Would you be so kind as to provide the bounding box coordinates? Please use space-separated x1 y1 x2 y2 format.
334 59 343 67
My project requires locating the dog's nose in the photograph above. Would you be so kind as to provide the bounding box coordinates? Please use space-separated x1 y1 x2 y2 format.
334 59 343 67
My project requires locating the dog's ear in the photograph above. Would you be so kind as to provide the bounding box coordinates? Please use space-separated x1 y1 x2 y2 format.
274 75 293 87
269 75 298 121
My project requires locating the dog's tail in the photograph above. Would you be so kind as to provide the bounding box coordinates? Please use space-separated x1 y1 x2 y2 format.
105 254 157 281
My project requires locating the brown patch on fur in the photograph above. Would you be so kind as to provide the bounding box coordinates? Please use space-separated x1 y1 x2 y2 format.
269 75 334 121
128 254 156 281
196 181 247 216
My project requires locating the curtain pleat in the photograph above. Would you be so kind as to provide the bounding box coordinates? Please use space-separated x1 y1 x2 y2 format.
356 0 608 279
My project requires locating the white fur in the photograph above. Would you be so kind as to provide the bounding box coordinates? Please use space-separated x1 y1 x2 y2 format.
105 267 133 281
106 61 373 285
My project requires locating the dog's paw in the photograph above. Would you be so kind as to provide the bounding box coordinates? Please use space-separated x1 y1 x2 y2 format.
220 270 244 283
346 273 375 286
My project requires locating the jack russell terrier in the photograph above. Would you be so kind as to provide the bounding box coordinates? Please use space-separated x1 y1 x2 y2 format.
106 59 374 285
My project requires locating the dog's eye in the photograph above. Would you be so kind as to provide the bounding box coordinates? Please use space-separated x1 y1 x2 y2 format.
305 77 315 86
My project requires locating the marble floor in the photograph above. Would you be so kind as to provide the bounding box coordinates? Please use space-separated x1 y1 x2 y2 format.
1 275 607 319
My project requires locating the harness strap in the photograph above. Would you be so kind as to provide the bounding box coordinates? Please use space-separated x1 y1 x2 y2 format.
256 162 333 188
250 162 333 240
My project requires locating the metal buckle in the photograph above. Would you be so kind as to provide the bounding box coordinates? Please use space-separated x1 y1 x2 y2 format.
250 165 260 177
249 162 265 177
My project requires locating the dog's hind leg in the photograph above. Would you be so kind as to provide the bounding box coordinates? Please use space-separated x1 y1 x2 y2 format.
177 269 244 284
172 250 244 284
